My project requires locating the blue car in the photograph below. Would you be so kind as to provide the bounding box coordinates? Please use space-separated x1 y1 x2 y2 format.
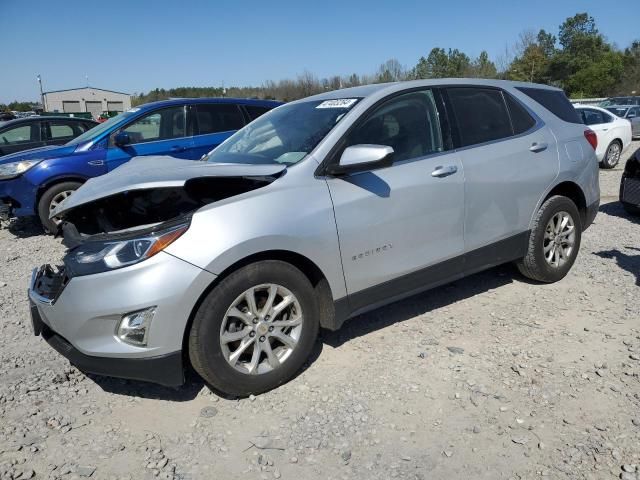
0 98 281 232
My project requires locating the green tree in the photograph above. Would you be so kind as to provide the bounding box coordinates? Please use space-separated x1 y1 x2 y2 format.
412 48 472 79
614 40 640 94
547 12 625 96
471 51 498 78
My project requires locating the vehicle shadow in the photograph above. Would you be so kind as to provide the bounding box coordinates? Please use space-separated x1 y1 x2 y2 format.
2 217 44 238
599 201 640 225
86 337 324 401
322 263 518 348
593 248 640 286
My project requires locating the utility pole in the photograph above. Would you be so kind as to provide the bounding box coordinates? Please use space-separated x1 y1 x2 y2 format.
37 74 45 112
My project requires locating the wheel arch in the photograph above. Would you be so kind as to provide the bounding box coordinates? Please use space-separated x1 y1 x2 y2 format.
540 181 587 227
35 175 88 210
182 249 337 363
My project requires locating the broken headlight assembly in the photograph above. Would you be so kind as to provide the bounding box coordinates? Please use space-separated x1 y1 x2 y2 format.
65 224 189 276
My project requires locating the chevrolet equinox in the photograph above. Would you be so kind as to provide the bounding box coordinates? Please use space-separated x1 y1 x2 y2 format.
28 79 600 396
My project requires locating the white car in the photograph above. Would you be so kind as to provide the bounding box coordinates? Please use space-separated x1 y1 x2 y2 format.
575 104 632 168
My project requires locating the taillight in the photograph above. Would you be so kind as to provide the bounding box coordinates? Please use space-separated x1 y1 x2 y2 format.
584 129 597 150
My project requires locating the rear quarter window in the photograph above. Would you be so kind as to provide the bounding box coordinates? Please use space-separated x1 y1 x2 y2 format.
504 93 536 134
516 87 582 124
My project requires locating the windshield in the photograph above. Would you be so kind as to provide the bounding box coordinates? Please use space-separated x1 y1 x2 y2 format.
206 98 361 165
65 110 137 146
605 106 629 117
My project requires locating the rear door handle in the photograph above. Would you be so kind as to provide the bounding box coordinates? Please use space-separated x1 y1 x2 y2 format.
431 165 458 177
529 142 548 153
170 146 187 152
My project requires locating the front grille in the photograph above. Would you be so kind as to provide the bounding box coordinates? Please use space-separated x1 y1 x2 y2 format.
622 178 640 205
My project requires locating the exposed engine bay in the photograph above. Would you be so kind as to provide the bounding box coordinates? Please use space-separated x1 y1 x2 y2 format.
59 175 277 247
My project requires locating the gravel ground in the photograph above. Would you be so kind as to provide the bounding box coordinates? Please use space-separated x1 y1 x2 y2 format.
1 142 639 480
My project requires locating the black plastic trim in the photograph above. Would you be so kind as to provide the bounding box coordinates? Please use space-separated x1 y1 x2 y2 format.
583 199 599 230
38 320 184 387
329 231 530 330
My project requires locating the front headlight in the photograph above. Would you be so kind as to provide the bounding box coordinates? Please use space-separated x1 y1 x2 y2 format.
0 159 42 180
65 224 189 276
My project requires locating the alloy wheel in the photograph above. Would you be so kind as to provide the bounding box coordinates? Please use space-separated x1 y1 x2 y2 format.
606 143 621 166
543 211 576 268
220 284 303 375
48 190 74 225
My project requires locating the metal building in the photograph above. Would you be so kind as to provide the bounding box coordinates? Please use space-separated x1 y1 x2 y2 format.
43 87 132 119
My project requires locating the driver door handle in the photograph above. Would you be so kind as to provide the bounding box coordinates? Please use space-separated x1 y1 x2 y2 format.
431 165 458 177
529 142 548 153
171 145 187 152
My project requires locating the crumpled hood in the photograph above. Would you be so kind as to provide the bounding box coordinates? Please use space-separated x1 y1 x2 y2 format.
52 155 286 217
0 144 78 164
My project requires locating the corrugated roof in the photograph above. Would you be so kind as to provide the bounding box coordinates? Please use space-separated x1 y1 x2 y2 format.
43 87 131 96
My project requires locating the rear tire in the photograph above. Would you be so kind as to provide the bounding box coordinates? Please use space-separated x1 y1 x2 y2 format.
599 140 622 169
37 181 82 234
517 195 582 283
188 260 319 397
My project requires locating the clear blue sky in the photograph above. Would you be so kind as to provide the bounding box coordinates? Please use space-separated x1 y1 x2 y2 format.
1 0 637 103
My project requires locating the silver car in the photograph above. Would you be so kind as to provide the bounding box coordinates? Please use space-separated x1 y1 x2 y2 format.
29 79 600 396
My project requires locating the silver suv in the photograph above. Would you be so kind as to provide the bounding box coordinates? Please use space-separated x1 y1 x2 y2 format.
29 80 600 396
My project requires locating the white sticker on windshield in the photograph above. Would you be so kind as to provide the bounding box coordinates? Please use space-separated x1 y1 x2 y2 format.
316 98 358 109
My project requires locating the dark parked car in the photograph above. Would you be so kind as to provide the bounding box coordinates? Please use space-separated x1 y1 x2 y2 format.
0 116 98 157
0 112 16 121
620 150 640 215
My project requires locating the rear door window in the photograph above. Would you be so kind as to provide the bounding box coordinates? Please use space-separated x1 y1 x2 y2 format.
446 87 513 147
196 104 245 135
516 87 582 124
48 122 76 141
580 109 607 126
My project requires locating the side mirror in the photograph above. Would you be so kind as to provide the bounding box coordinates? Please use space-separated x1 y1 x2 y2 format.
326 144 394 176
114 132 131 147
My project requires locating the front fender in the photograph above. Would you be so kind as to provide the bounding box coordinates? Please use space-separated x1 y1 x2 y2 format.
164 177 347 301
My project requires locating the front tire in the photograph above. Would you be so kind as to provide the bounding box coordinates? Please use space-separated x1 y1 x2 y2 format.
600 140 622 169
188 260 319 397
517 195 582 283
37 181 82 234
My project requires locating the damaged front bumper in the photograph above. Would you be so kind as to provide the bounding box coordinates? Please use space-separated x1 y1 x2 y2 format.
0 198 10 222
28 252 217 386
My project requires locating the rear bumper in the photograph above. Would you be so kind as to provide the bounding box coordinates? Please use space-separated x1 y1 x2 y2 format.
620 175 640 208
33 305 184 386
583 199 599 230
